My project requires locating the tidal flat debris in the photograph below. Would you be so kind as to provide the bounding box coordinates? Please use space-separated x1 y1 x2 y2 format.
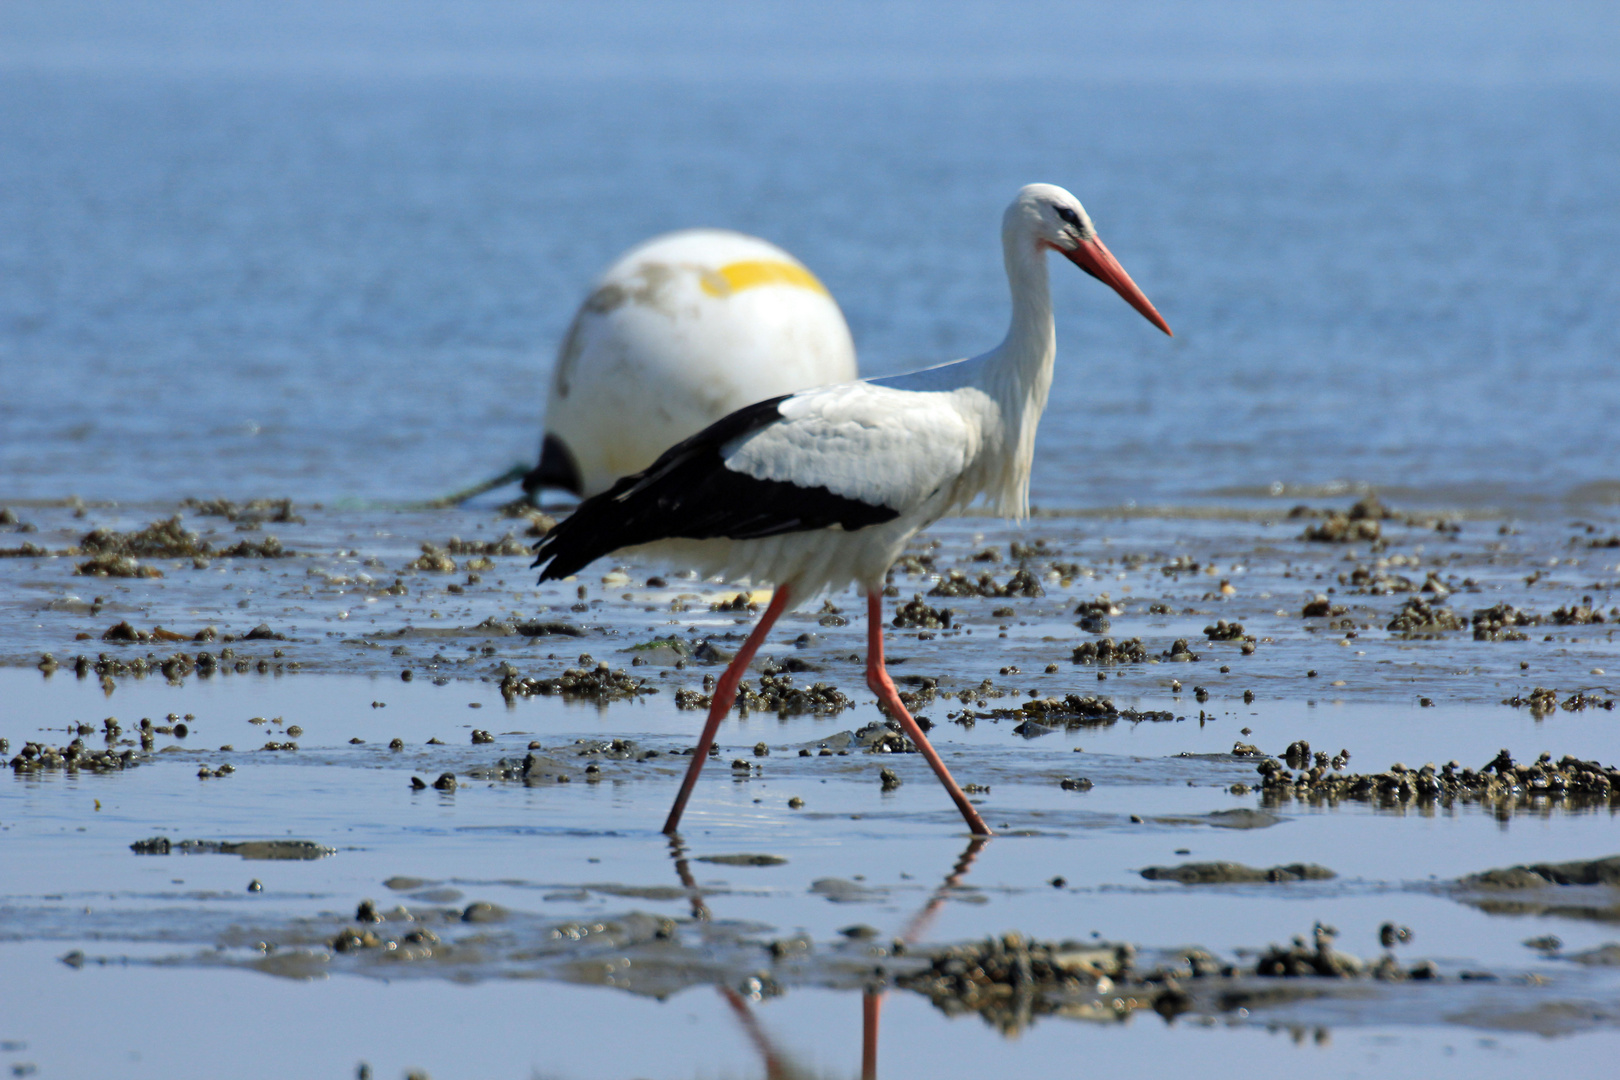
1379 923 1413 948
1566 944 1620 966
512 620 585 638
55 645 297 682
1455 858 1620 923
1472 603 1541 641
1299 513 1382 544
929 567 1044 599
1074 597 1120 632
709 591 757 613
1551 600 1606 625
907 926 1425 1036
971 693 1172 731
696 854 788 867
1461 855 1620 889
892 594 953 629
442 533 527 557
674 672 852 717
1070 637 1147 664
469 741 646 785
75 553 162 578
1256 748 1620 810
1301 595 1347 618
384 876 431 891
1293 496 1391 543
461 901 507 923
1202 620 1247 641
408 543 457 572
330 926 383 952
129 838 334 860
76 515 289 563
1502 686 1614 714
1151 809 1282 830
10 737 140 774
1255 923 1363 977
898 933 1181 1030
809 878 884 903
181 497 303 524
1139 862 1335 884
1160 638 1201 662
1387 597 1465 634
500 661 655 704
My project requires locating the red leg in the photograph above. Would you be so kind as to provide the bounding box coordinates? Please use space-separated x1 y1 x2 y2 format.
720 985 787 1078
663 585 793 835
866 591 992 836
900 835 989 943
861 990 882 1080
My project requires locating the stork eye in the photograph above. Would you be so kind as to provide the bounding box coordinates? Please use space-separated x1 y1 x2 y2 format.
1054 206 1082 229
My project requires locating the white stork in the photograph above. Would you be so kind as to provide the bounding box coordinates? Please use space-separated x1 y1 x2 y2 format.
534 183 1172 836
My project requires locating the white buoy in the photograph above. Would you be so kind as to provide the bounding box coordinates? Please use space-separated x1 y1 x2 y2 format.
524 229 857 498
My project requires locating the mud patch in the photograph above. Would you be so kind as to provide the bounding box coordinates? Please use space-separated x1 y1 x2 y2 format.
129 838 335 860
1140 862 1334 884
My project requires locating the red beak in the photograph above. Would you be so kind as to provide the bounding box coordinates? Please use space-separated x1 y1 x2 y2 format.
1062 236 1173 336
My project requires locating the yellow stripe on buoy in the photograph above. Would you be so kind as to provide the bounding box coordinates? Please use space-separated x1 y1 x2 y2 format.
699 260 830 298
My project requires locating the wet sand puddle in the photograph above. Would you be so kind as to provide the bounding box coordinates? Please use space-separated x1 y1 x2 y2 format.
4 496 1620 1077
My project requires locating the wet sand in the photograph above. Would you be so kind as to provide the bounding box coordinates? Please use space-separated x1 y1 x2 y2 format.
4 494 1620 1078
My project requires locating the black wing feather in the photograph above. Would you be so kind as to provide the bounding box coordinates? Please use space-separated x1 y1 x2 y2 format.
533 395 900 582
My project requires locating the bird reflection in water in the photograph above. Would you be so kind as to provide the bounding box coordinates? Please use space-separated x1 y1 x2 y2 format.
668 835 988 1078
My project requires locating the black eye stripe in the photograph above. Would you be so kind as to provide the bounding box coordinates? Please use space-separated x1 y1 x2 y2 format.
1055 206 1082 229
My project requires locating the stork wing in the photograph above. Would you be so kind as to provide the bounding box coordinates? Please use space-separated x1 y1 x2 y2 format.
533 382 978 582
722 381 979 510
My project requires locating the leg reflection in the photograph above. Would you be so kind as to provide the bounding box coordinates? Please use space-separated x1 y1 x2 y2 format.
862 834 991 1079
666 834 710 922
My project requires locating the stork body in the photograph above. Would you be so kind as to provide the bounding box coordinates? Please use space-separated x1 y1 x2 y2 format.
535 184 1172 835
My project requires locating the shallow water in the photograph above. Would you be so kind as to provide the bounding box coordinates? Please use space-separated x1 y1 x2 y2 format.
8 939 1617 1080
7 659 1620 1078
2 5 1619 513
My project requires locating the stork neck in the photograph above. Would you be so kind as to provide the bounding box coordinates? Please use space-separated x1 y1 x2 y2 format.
992 227 1057 395
961 217 1058 521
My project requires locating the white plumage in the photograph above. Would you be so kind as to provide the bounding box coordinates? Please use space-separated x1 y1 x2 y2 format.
535 183 1172 837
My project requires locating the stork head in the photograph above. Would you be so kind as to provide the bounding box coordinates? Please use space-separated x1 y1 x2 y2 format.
1014 183 1172 336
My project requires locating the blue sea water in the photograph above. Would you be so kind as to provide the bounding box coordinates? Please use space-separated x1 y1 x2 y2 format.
0 1 1617 513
